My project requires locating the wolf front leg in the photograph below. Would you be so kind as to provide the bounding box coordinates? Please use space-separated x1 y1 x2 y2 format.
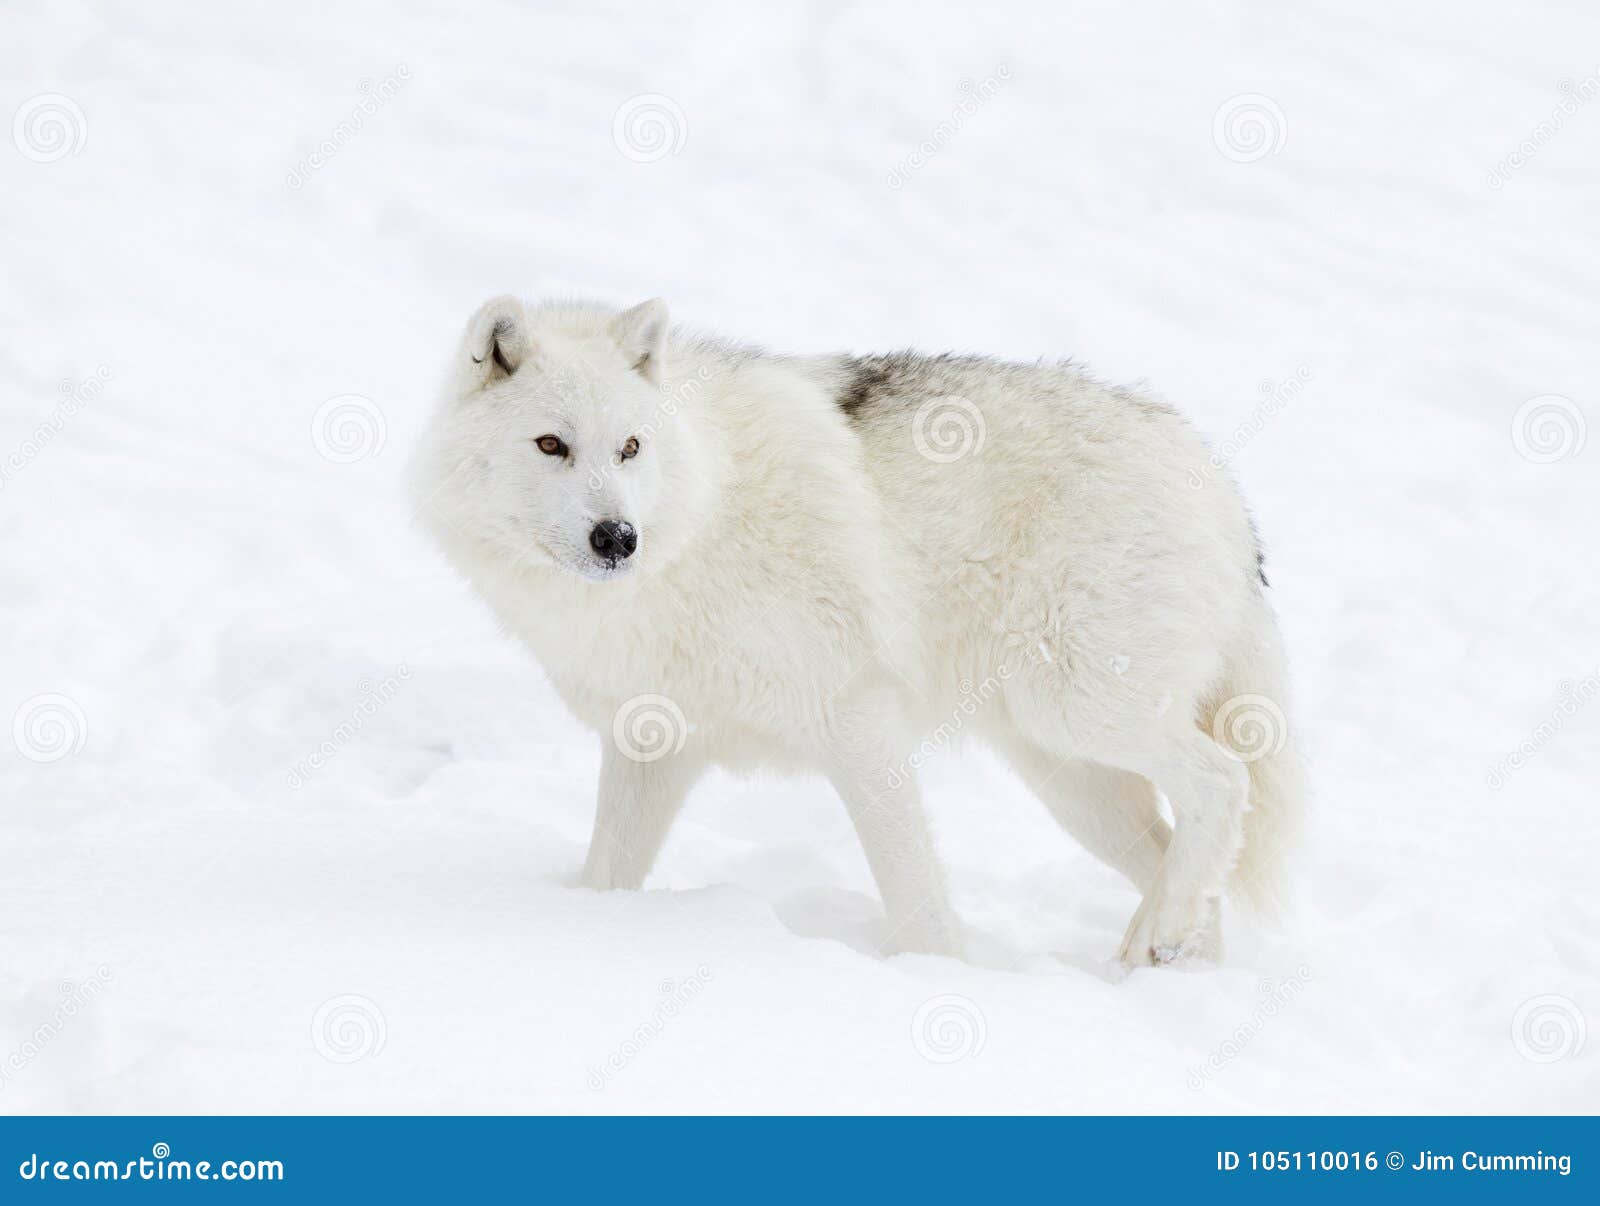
581 740 704 891
820 706 961 958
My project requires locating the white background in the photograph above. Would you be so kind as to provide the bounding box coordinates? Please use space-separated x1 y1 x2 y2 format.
2 0 1596 1113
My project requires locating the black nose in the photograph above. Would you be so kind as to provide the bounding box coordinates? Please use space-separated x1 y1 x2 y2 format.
589 520 638 561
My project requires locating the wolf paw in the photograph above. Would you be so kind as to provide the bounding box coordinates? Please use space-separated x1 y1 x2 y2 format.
1118 891 1219 969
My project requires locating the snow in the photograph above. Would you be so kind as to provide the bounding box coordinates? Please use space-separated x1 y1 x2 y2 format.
3 0 1597 1114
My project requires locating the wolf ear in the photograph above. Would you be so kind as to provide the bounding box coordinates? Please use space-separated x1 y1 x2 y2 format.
608 298 669 384
464 295 531 387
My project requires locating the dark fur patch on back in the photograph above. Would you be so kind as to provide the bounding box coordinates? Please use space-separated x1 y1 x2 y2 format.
833 352 992 420
835 357 899 417
1248 515 1270 587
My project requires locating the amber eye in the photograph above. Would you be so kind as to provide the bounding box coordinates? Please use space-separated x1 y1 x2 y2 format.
620 437 640 460
535 435 566 457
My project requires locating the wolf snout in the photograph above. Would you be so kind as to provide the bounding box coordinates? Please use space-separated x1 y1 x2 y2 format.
589 519 638 562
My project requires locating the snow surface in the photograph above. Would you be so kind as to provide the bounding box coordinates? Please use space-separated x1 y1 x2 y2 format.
3 0 1597 1114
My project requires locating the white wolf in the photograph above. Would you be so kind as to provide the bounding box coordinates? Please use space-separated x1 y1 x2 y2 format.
411 295 1303 966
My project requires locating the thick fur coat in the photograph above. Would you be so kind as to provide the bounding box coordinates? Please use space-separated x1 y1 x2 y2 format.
411 296 1304 965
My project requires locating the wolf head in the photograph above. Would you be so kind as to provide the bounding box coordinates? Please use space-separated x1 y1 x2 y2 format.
412 296 712 584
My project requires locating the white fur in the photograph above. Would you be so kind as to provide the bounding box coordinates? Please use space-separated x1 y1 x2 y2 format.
411 297 1305 965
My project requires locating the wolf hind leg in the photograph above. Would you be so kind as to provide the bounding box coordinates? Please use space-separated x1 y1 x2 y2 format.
1109 728 1248 967
1000 740 1171 895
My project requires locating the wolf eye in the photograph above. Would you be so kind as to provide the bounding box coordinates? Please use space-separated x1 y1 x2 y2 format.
620 437 640 460
534 435 566 457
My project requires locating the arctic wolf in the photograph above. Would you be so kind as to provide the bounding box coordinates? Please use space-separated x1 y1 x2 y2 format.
411 296 1303 966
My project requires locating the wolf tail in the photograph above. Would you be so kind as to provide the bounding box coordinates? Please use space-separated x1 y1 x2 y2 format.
1209 608 1307 917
